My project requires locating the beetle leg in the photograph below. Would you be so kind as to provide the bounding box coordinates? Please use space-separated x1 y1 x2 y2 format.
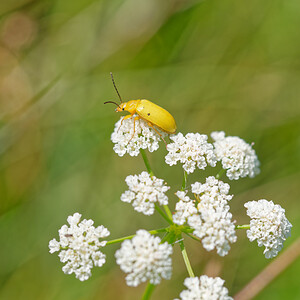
117 114 134 132
128 116 140 144
147 122 168 147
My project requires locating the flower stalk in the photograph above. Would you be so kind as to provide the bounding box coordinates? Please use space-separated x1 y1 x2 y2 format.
179 237 195 278
155 204 173 225
106 228 168 245
142 283 155 300
181 170 188 191
163 205 173 221
216 168 225 179
140 149 154 176
236 224 250 230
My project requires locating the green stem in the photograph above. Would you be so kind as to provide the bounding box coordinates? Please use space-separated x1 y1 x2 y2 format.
161 232 173 244
142 282 155 300
236 224 250 230
181 170 188 191
140 149 154 176
184 232 201 242
216 168 225 179
181 226 194 234
155 204 173 225
163 205 173 221
179 237 195 277
106 228 168 245
140 149 173 222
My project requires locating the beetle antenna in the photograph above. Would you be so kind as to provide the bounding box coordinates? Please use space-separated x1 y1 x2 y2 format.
110 72 123 103
104 101 120 107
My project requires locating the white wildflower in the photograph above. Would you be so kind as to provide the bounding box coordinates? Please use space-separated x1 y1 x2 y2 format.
175 275 233 300
191 176 233 210
173 191 197 225
111 115 167 156
187 177 236 256
244 199 292 259
48 213 110 281
165 133 217 174
187 214 202 232
115 230 173 286
211 131 260 180
121 171 170 215
189 206 237 256
172 177 236 256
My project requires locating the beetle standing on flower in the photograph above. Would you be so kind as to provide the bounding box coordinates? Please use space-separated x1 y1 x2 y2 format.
104 73 177 145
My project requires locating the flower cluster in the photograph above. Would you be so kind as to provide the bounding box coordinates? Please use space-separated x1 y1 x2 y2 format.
115 230 173 286
173 191 197 225
121 171 170 215
244 199 292 258
48 213 110 281
175 275 233 300
111 115 167 156
173 177 236 256
165 133 217 174
191 176 233 210
211 131 260 180
189 206 236 257
48 108 293 300
190 177 236 256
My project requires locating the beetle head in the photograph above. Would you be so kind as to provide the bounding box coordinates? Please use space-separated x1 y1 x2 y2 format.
116 102 127 112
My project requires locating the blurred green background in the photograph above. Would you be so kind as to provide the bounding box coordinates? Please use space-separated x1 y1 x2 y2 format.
0 0 299 299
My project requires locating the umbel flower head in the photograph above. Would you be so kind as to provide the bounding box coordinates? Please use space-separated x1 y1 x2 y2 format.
191 176 233 210
175 275 233 300
244 199 292 259
115 230 173 286
173 177 237 256
165 133 217 174
211 131 260 180
48 213 110 281
121 171 170 215
191 177 236 257
173 191 197 225
188 206 237 257
111 115 167 156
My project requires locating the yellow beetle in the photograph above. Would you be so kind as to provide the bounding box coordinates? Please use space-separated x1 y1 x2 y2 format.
105 73 176 144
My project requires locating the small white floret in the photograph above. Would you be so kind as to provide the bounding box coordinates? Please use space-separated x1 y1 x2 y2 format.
48 213 110 281
115 230 173 286
175 275 233 300
121 171 170 215
211 131 260 180
244 199 292 258
191 176 233 210
165 133 217 174
173 191 197 225
189 206 237 256
111 115 167 156
175 177 237 256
